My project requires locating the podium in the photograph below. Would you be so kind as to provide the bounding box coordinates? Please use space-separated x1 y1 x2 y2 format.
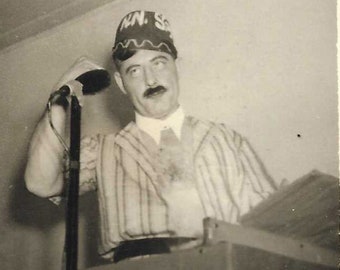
87 171 338 270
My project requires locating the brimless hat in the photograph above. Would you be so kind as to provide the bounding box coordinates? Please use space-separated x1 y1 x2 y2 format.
112 10 178 59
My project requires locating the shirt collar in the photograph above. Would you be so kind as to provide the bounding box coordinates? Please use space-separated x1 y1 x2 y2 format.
135 106 185 144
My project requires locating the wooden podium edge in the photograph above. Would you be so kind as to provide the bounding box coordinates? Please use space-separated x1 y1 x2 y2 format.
203 218 338 268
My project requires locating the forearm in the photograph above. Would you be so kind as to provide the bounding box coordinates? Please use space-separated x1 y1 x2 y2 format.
25 57 108 198
25 104 68 198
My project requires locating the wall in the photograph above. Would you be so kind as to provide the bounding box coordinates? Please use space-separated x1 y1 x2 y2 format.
0 0 337 269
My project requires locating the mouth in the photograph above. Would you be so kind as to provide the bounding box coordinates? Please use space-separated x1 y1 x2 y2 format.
143 86 167 98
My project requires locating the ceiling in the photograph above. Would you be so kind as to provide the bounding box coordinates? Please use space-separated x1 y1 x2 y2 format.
0 0 114 50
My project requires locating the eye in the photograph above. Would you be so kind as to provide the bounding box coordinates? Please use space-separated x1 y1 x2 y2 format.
128 66 142 77
153 59 166 70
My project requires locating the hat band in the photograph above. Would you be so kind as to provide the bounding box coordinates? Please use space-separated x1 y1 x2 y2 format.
113 39 177 58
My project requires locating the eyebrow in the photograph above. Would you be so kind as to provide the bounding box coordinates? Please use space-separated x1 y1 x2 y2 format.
125 55 169 74
125 64 140 74
150 55 169 63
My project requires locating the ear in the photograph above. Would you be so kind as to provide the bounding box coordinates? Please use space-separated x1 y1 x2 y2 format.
114 71 127 95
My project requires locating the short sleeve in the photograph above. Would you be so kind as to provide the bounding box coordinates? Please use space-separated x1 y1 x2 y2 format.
78 134 100 195
48 134 99 205
232 130 278 215
215 124 278 217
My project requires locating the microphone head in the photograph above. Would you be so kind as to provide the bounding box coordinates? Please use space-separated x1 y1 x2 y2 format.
75 69 111 95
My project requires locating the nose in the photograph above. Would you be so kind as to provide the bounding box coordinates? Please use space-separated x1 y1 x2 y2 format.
144 66 157 87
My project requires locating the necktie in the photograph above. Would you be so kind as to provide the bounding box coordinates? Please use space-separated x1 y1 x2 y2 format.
156 127 205 236
158 127 186 183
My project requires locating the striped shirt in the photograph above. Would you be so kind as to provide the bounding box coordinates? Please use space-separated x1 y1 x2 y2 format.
78 116 277 257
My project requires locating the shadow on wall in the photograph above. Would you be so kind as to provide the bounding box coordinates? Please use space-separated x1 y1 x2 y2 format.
7 154 65 269
7 159 105 268
9 161 64 229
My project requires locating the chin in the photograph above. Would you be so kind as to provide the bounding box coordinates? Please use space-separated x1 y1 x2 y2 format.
142 100 179 119
146 108 173 119
151 112 171 120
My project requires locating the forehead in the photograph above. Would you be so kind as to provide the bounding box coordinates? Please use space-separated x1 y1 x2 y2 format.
120 49 174 68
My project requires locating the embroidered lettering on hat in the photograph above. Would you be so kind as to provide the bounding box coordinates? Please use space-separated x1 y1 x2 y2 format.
113 10 177 59
119 11 147 32
154 13 172 38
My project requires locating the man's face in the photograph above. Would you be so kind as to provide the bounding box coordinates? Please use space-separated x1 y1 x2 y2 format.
114 49 180 119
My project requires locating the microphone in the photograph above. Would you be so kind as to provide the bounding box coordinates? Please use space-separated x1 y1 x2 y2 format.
52 69 111 98
75 69 111 95
46 68 111 153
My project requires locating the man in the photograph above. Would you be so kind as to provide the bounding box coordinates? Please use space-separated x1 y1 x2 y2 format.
25 10 278 262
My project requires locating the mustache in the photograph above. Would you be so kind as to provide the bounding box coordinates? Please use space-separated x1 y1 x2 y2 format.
143 85 166 97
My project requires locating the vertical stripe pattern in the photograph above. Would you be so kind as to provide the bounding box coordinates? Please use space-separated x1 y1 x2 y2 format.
79 117 277 256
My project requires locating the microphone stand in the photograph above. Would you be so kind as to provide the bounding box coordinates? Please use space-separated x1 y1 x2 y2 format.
64 95 81 270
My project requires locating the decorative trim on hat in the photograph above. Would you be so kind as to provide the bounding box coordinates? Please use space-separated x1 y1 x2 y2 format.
113 39 174 55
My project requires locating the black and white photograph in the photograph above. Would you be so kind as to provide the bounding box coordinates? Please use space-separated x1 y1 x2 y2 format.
0 0 338 269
